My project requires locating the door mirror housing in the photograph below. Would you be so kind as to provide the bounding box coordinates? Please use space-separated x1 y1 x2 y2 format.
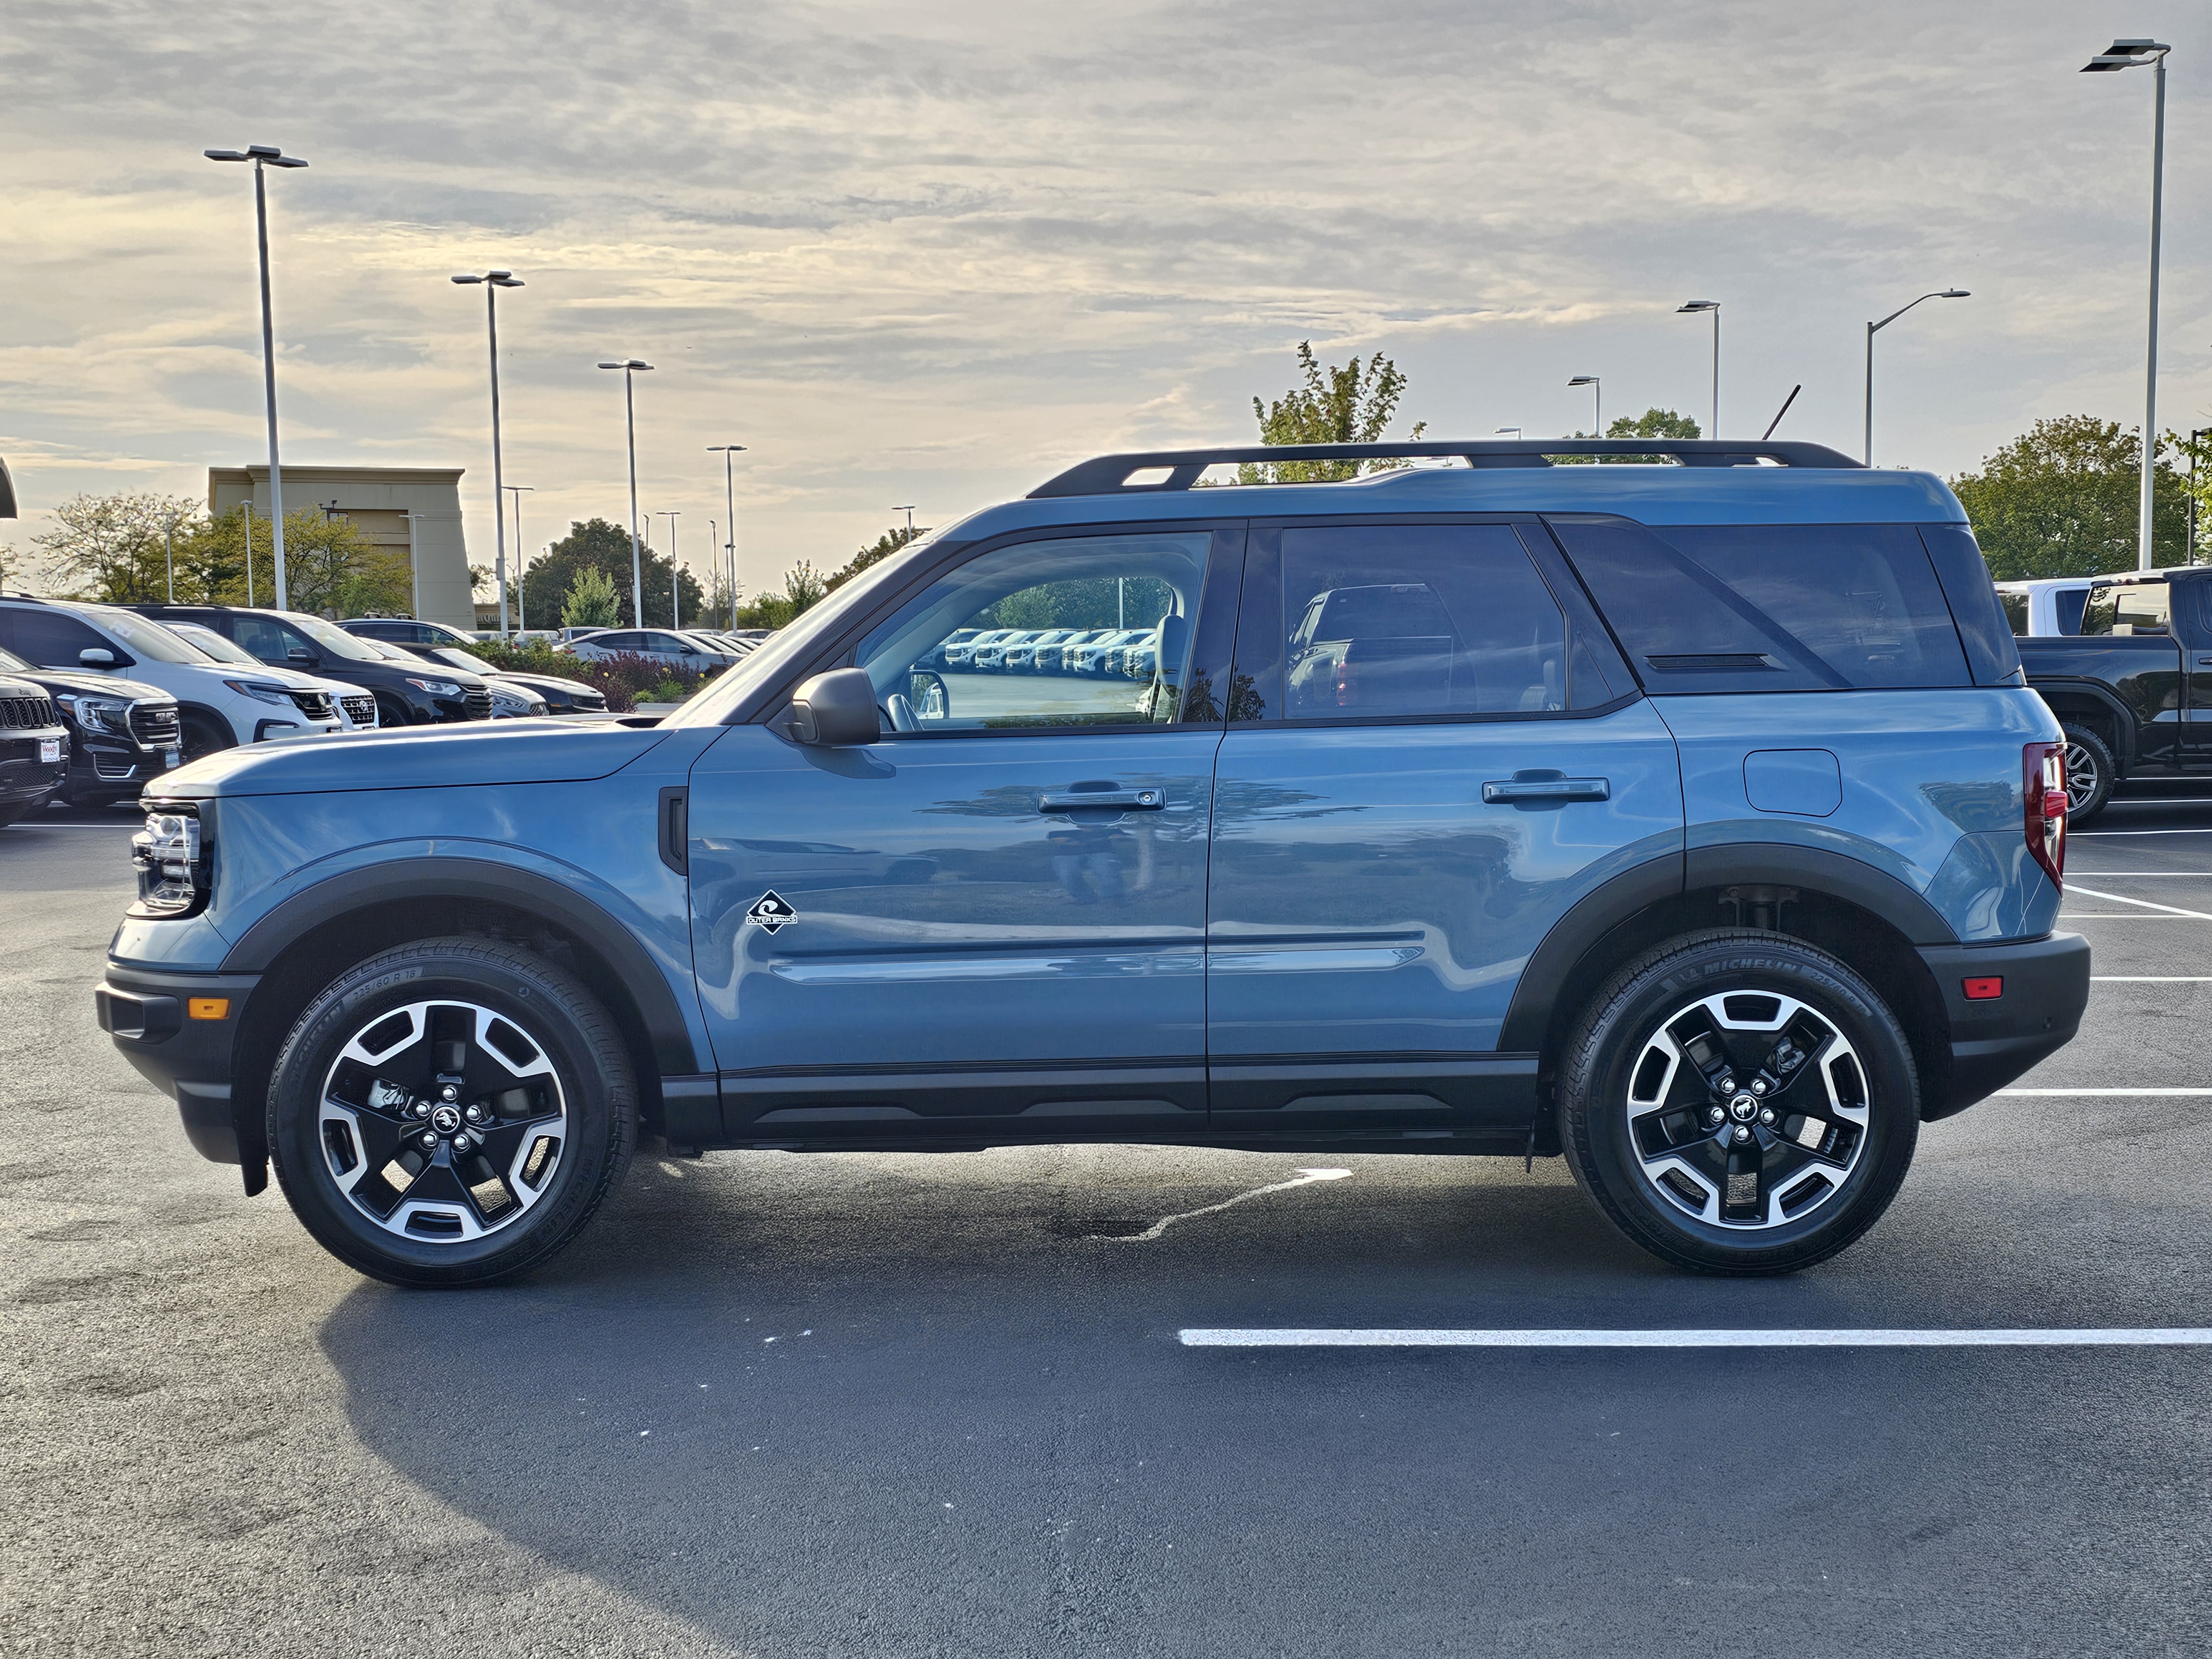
786 668 881 747
287 647 319 666
79 647 116 667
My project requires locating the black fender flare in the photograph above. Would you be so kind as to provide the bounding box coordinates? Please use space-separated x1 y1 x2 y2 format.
2026 677 2138 773
172 700 244 747
1499 843 1957 1053
220 856 704 1077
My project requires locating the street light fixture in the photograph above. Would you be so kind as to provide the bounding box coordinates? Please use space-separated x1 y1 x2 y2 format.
597 359 654 624
503 484 534 630
1677 300 1720 437
2083 38 2173 570
893 504 917 539
1493 427 1522 439
1864 290 1969 465
656 510 682 629
1567 376 1601 437
454 270 524 635
204 142 307 609
708 445 746 630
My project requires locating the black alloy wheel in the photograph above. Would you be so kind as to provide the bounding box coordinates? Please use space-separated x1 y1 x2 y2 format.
1559 930 1919 1274
2060 723 2114 825
267 937 635 1287
179 713 234 766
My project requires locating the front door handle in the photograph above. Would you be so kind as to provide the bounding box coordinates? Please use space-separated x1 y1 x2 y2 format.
1039 789 1165 812
1481 776 1610 804
2195 655 2212 667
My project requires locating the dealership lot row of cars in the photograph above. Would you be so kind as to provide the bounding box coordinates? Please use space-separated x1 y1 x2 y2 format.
0 594 765 823
933 623 1168 677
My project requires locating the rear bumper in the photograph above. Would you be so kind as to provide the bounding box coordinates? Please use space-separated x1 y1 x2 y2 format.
96 965 260 1164
1916 932 2090 1120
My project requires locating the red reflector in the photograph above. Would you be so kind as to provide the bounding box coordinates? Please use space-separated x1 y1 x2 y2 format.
1962 977 2004 1001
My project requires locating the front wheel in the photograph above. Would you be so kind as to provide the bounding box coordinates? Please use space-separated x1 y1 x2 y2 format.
268 937 636 1287
1558 930 1919 1275
2061 724 2115 825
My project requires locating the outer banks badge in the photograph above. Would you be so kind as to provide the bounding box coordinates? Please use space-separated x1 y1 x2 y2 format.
744 891 799 933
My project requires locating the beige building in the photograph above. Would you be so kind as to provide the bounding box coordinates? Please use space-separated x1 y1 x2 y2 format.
207 465 473 630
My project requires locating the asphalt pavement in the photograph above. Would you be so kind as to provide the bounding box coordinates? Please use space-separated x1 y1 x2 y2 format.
6 789 2212 1657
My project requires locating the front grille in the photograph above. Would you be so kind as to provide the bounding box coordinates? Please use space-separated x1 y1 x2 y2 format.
0 693 56 730
286 690 336 721
129 703 180 748
571 690 607 712
340 693 377 727
464 689 493 721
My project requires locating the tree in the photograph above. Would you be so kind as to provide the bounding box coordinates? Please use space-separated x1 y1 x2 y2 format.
33 492 201 601
826 523 923 593
1553 407 1702 465
1949 416 2189 578
561 566 622 629
1238 342 1426 482
522 518 703 629
275 512 412 616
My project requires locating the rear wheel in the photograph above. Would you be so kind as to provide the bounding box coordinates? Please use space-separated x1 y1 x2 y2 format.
1559 930 1919 1274
2061 723 2115 825
268 937 636 1287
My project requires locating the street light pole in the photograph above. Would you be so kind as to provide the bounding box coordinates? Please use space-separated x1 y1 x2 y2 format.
598 360 654 624
454 271 524 634
1568 376 1601 437
204 143 307 609
503 484 534 631
1863 290 1970 465
893 504 916 540
657 510 682 628
241 499 255 607
708 444 746 632
1677 301 1720 437
2084 39 2173 569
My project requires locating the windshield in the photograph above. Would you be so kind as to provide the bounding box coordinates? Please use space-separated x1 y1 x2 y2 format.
72 604 206 664
0 643 30 673
276 612 384 660
665 538 938 728
168 623 263 666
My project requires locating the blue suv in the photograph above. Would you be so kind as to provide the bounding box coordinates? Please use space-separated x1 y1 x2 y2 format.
97 439 2088 1286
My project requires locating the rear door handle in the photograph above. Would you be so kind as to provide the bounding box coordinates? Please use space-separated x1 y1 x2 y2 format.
1039 789 1165 812
1481 776 1610 804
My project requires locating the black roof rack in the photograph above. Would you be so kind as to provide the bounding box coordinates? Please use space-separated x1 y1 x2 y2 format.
1029 439 1864 498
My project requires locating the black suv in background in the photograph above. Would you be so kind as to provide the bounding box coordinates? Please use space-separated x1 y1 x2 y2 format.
343 616 608 713
0 669 69 826
130 605 494 727
0 643 178 805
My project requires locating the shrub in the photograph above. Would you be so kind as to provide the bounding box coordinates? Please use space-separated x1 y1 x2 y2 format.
460 641 714 714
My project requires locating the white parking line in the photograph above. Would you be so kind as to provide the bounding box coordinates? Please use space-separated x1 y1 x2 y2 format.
1997 1088 2212 1096
1177 1327 2212 1348
2063 885 2212 919
2093 975 2212 982
2070 872 2212 877
2075 827 2212 836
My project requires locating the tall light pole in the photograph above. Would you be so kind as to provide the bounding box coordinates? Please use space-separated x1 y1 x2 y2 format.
1568 375 1601 437
503 484 534 631
1864 290 1970 465
657 510 682 628
241 499 255 607
2084 39 2173 570
893 504 916 539
598 359 654 623
709 444 745 631
454 270 524 634
1677 300 1719 437
204 143 307 610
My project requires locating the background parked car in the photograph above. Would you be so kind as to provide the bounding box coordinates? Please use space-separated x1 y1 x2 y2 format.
163 619 378 731
349 635 546 717
131 604 493 727
0 642 178 805
0 663 70 826
398 644 608 714
564 628 744 672
342 616 481 651
0 596 342 762
1070 628 1147 675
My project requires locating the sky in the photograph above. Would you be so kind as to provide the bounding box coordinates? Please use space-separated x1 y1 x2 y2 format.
4 0 2210 603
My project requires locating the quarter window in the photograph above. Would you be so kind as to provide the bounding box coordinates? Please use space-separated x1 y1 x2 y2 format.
2081 581 2172 637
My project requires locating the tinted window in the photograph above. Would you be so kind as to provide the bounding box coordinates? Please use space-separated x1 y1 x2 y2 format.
0 606 117 667
593 632 642 651
2054 587 2090 634
2081 581 2172 635
1998 591 2029 635
1550 518 1971 692
1277 524 1567 719
1917 525 2022 684
854 532 1210 731
229 615 294 665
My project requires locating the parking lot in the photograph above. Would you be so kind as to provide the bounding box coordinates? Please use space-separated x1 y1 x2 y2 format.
6 789 2211 1658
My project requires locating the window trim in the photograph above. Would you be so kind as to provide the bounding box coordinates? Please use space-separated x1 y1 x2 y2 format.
1227 513 1636 732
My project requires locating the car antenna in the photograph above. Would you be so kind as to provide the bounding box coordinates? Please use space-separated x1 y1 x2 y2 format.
1761 385 1802 441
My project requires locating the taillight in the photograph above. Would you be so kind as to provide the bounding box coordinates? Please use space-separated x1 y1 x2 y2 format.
2025 740 2066 891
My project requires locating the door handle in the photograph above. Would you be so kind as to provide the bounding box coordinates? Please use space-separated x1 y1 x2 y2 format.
1481 776 1610 804
2195 655 2212 667
658 786 688 874
1038 789 1165 812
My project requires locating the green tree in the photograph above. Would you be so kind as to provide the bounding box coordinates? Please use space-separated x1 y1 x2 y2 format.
1950 416 2189 578
1237 341 1427 483
274 511 413 616
561 565 622 629
826 523 924 593
1553 407 1702 465
522 518 702 629
33 492 201 601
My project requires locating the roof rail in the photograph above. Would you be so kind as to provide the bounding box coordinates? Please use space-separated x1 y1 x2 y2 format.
1029 439 1864 498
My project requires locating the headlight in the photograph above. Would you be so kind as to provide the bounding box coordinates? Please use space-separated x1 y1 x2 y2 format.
224 679 293 707
406 677 463 697
55 692 132 734
130 806 206 917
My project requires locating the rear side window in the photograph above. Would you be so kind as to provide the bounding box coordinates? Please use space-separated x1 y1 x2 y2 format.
1998 591 2029 635
1547 518 1972 692
2080 581 2172 636
1917 524 2023 683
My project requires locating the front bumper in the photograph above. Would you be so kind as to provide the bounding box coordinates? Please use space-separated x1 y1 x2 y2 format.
96 965 260 1164
1 729 70 804
1916 932 2090 1120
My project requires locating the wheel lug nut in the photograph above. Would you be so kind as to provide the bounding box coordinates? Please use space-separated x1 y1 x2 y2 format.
412 1102 430 1118
463 1103 485 1124
452 1131 474 1154
1733 1125 1752 1144
439 1083 460 1102
1708 1107 1725 1125
1718 1076 1734 1092
1759 1108 1776 1126
1751 1078 1768 1095
418 1132 438 1151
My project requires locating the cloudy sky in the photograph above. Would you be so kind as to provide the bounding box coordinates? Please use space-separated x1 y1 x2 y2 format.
4 1 2209 599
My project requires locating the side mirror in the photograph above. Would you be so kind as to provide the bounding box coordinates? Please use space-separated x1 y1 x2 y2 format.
79 647 116 667
786 667 881 747
288 647 318 666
